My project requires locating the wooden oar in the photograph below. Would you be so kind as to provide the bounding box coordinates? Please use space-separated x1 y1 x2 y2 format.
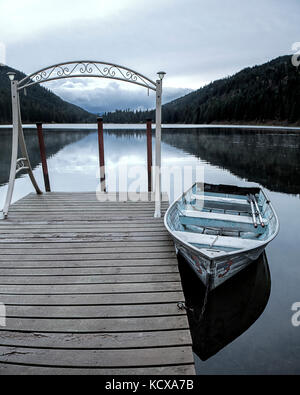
248 195 258 228
250 194 265 227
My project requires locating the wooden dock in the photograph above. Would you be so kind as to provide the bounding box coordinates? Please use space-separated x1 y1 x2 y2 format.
0 192 195 375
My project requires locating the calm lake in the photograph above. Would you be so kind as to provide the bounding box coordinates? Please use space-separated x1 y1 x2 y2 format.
0 126 300 374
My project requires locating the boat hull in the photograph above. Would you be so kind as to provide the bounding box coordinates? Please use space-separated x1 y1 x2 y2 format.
175 240 267 290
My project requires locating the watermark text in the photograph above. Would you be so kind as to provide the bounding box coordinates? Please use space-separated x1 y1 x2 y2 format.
0 42 6 66
291 302 300 327
0 303 6 327
291 42 300 67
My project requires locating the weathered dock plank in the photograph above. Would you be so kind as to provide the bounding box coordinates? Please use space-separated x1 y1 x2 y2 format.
0 330 192 348
0 365 195 375
0 259 178 268
0 292 184 305
0 192 195 375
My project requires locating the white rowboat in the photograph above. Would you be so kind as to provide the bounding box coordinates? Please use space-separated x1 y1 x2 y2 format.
164 183 279 290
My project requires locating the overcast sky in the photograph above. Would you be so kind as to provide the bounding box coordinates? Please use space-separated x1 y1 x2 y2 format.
1 0 299 113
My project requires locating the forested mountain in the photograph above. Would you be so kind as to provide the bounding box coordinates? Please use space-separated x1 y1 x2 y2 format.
102 55 300 125
0 66 96 123
2 56 299 125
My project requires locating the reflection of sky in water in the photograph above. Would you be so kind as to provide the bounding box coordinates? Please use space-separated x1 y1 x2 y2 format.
0 131 263 207
0 129 300 374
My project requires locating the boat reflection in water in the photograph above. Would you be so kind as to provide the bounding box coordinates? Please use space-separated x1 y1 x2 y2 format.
178 252 271 361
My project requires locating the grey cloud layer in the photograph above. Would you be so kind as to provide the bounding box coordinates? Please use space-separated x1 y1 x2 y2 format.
3 0 300 111
51 80 192 113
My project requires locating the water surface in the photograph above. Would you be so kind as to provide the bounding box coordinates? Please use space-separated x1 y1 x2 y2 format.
0 126 299 374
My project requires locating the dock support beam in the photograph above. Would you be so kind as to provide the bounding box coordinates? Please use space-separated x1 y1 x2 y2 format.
97 117 106 192
154 78 163 218
36 122 51 192
146 119 153 192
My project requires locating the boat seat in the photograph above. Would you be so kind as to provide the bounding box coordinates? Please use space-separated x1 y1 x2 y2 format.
173 231 263 250
188 194 251 213
182 210 254 224
190 193 249 206
179 210 266 233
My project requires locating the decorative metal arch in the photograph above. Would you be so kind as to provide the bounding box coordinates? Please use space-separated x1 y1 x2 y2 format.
18 61 157 92
1 61 164 219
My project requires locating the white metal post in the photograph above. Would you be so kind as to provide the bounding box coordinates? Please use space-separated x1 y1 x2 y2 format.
154 79 162 218
2 76 42 219
2 80 20 219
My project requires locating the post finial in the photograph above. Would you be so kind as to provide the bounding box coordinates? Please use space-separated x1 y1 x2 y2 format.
7 72 16 81
157 71 166 81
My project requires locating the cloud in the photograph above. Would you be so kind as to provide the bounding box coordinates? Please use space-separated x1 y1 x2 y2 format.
2 0 300 92
49 78 192 113
0 0 136 43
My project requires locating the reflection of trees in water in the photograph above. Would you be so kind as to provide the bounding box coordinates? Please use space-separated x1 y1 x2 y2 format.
105 128 300 194
105 129 146 140
162 128 300 195
2 127 299 195
0 129 94 186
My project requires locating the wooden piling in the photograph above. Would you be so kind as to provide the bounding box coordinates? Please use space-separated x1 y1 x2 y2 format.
97 117 106 192
36 122 51 192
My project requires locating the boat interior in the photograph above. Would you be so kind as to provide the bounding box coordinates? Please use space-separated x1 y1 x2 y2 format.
166 183 277 256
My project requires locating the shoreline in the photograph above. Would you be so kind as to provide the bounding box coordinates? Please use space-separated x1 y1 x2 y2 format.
1 123 300 131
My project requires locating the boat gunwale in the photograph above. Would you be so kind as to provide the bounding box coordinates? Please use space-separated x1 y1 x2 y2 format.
164 183 280 263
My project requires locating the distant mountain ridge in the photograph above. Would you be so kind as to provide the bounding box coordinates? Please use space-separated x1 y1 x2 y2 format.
0 66 96 124
102 55 300 125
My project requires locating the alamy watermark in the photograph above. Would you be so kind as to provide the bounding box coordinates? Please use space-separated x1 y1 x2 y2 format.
291 42 300 68
0 42 6 66
291 302 300 327
94 164 204 204
0 303 6 327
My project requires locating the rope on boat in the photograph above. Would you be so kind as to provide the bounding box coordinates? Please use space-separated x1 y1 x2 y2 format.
197 263 214 322
177 302 187 310
198 278 210 320
177 271 211 323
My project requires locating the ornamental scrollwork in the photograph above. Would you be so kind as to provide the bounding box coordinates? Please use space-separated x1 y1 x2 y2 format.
18 61 157 91
16 158 28 174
